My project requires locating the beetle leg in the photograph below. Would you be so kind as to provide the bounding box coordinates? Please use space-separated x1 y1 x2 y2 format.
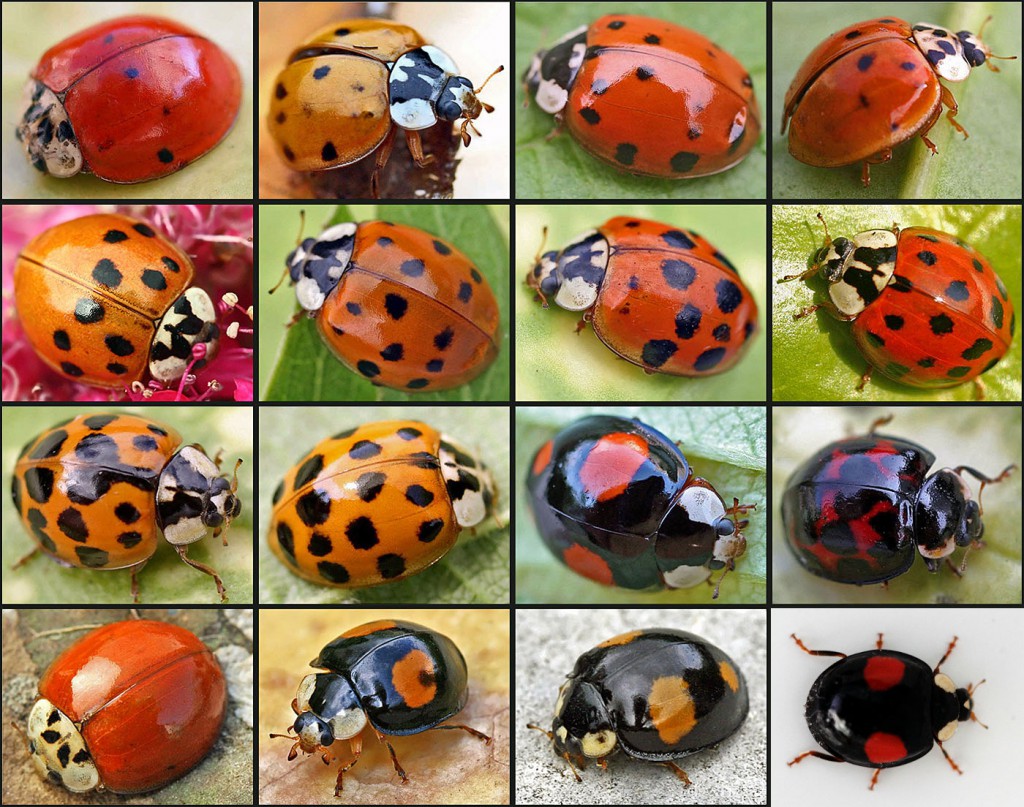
333 736 363 795
787 750 846 766
427 723 492 745
661 760 692 786
405 129 436 167
859 148 893 187
866 414 894 435
374 729 408 784
128 561 148 604
869 768 883 789
875 632 884 650
939 84 969 138
561 752 583 782
290 698 301 716
574 310 593 333
790 634 848 659
369 124 397 199
11 545 41 570
175 546 227 602
936 739 964 776
933 635 959 674
855 365 873 391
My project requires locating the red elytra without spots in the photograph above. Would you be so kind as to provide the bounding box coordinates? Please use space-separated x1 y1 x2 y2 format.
18 15 241 183
578 433 651 502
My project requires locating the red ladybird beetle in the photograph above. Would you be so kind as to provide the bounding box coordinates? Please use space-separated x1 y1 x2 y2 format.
16 15 241 183
527 217 759 376
277 219 501 392
11 412 242 602
14 213 222 389
524 14 761 178
23 618 226 794
270 619 491 794
781 214 1015 392
789 632 984 790
782 415 1015 586
782 17 1014 185
267 18 502 197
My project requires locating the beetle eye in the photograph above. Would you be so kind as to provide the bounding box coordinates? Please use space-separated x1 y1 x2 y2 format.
716 518 735 536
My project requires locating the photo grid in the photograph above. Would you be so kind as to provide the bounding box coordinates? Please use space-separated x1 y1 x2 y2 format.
0 2 1020 806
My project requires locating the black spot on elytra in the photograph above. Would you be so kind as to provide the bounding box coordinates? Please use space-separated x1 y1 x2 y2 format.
132 435 157 452
670 151 699 173
645 33 660 44
458 281 473 302
380 343 404 361
346 516 379 549
865 331 885 348
57 508 88 542
103 229 128 244
332 427 357 440
642 340 677 368
147 423 168 436
350 440 383 460
918 357 936 368
687 126 701 140
846 30 862 39
28 429 68 460
608 19 625 29
419 518 444 542
901 61 916 70
662 259 696 290
930 314 954 335
318 561 349 583
75 298 104 324
405 484 434 507
407 378 429 389
716 279 742 313
275 83 287 99
162 256 180 273
378 554 406 579
917 250 937 266
53 330 71 351
61 362 84 377
157 148 173 164
397 427 422 440
884 315 904 330
591 78 609 95
435 326 455 350
308 532 332 556
313 65 330 79
695 347 727 371
272 480 284 505
76 546 109 568
117 531 142 547
947 366 971 378
105 335 134 356
384 293 408 319
356 471 386 502
296 490 331 527
675 304 702 339
470 267 482 283
322 142 338 161
615 143 637 165
346 302 362 315
427 359 444 372
663 230 696 249
971 258 984 273
636 66 654 80
857 54 875 71
357 360 380 378
83 414 117 430
28 508 55 551
107 362 128 375
11 476 21 515
275 111 286 124
283 145 296 162
945 280 969 301
115 502 142 524
580 107 600 125
890 275 913 293
141 269 166 290
294 454 325 490
991 296 1004 329
401 259 425 277
125 67 139 79
961 338 993 360
713 323 731 342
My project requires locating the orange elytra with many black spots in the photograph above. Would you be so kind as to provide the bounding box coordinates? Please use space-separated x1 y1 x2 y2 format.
268 421 496 587
524 14 761 178
270 619 491 794
529 628 748 785
25 619 226 794
280 220 501 392
17 15 241 183
14 213 221 389
782 17 1012 185
12 412 241 602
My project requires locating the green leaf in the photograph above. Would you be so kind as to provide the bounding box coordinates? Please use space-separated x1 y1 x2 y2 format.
773 204 1022 401
260 205 509 402
1 407 253 604
772 407 1022 604
516 205 767 401
515 407 767 604
258 407 510 604
516 2 767 199
772 3 1023 198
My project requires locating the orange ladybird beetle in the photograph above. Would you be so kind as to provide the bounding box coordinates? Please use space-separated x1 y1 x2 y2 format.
24 619 226 794
17 15 241 183
783 17 1015 185
267 18 501 195
11 412 242 602
277 218 501 392
268 420 496 587
14 213 221 389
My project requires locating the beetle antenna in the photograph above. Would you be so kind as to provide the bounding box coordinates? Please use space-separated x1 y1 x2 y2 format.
526 723 555 743
474 64 504 95
270 210 306 295
815 212 833 245
952 464 1015 514
966 679 988 728
711 559 734 599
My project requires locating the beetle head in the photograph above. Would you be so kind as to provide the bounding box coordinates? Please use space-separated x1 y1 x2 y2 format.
284 223 357 313
915 468 982 567
16 80 83 178
551 679 618 761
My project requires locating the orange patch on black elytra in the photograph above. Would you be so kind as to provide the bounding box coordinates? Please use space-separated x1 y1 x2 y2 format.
563 543 614 585
532 439 554 477
341 620 398 638
578 432 649 502
391 648 437 708
648 676 696 745
719 660 740 693
597 629 644 648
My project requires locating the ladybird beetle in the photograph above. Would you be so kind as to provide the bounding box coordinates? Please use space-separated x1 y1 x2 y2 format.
528 628 748 785
527 217 759 376
782 415 1015 586
14 213 222 389
781 215 1015 392
782 17 1013 185
11 412 242 602
24 618 226 794
267 18 501 196
526 415 755 599
268 420 495 588
17 15 241 183
524 14 761 178
789 632 983 790
270 619 491 794
278 219 501 392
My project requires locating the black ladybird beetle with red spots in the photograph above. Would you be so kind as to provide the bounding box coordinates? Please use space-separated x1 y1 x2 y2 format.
270 619 491 794
529 628 749 785
782 415 1015 586
527 415 755 599
789 632 985 790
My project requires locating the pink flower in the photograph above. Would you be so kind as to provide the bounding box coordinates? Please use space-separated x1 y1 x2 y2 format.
2 204 253 402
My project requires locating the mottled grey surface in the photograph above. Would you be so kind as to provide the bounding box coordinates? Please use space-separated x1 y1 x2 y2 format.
515 608 767 805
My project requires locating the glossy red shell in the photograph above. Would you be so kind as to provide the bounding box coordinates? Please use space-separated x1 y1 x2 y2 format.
591 217 759 376
850 227 1014 387
318 221 501 391
567 14 760 177
783 18 941 167
32 15 241 182
37 620 226 794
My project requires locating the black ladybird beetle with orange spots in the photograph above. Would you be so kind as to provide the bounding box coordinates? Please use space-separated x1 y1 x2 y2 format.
270 620 491 794
529 628 749 785
789 633 985 790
